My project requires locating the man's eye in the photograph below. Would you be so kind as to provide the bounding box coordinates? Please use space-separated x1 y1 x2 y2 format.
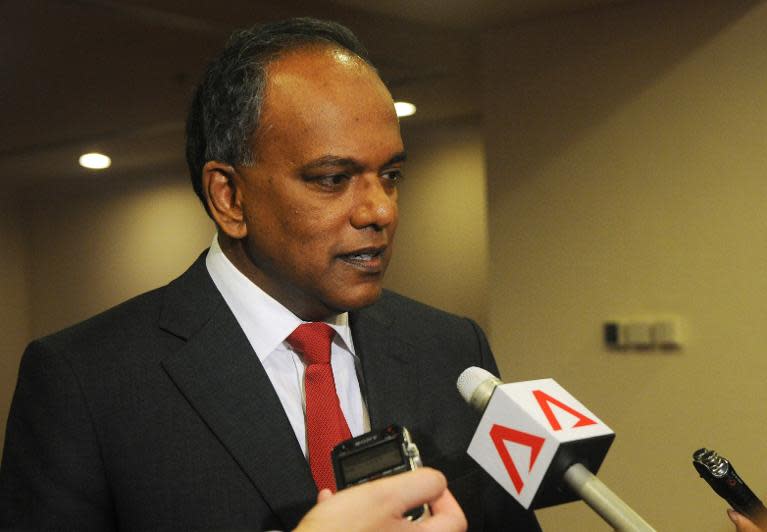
315 174 349 187
382 169 403 183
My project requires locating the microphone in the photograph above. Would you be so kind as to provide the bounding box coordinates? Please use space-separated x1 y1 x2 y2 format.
457 367 656 531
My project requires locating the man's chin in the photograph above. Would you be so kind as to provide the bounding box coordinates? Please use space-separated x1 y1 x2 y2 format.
327 285 384 314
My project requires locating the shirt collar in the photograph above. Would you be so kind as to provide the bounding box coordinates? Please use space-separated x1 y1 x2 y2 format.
205 234 354 360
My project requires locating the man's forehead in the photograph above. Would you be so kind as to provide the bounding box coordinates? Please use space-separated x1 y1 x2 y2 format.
265 44 384 97
258 45 396 133
271 43 367 71
250 43 401 165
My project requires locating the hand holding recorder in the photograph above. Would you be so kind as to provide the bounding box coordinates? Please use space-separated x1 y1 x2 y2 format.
294 468 467 532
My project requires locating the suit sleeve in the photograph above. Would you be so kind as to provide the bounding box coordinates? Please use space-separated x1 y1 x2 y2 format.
464 318 502 378
0 341 116 531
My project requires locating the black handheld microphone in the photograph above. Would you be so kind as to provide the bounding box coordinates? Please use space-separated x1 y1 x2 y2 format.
693 448 767 522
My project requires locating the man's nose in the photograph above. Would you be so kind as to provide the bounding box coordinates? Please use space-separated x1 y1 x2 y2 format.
350 175 397 230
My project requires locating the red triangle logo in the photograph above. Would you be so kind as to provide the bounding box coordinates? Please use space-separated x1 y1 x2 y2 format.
532 389 597 431
489 424 546 494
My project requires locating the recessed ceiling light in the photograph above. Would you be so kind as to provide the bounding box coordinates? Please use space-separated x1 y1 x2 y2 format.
79 152 111 170
394 101 416 118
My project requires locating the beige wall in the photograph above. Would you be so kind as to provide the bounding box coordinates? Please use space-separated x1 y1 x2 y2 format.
386 118 490 330
23 175 214 339
483 1 767 529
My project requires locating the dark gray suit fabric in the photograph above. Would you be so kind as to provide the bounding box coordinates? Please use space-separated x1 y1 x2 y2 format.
0 254 540 531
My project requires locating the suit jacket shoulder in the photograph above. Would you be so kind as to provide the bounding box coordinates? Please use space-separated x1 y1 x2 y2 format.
1 254 315 531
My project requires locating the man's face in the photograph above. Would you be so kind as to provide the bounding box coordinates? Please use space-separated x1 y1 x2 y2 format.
232 46 404 320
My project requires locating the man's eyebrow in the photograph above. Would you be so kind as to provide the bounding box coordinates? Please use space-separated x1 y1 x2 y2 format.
385 151 407 166
299 151 407 173
300 156 363 174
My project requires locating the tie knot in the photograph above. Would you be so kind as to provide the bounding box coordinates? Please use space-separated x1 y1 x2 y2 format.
286 322 335 365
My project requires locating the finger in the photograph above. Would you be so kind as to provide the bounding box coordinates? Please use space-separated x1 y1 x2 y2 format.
416 488 467 532
316 489 333 503
728 509 765 532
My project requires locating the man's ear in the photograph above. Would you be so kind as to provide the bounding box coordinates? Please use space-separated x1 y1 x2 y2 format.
202 161 248 239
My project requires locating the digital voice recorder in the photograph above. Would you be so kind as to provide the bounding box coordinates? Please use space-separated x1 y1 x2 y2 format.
331 424 427 520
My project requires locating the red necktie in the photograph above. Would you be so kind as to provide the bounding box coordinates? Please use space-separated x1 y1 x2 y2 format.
286 322 351 492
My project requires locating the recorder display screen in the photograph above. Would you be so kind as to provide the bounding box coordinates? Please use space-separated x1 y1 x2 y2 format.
340 440 403 484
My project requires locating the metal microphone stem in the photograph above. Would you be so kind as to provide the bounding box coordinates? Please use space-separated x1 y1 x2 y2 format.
563 463 656 531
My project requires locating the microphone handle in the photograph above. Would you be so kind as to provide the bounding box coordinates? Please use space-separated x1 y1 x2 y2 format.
563 463 657 531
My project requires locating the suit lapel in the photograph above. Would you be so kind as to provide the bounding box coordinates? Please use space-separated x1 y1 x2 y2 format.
159 255 315 529
351 303 423 432
156 258 424 527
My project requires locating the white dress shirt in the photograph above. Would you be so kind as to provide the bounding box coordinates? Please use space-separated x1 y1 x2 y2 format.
205 235 369 457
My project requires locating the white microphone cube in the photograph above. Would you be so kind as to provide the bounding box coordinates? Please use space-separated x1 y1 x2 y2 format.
467 378 614 509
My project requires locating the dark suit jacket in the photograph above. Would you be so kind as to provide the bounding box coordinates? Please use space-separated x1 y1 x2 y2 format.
0 254 539 531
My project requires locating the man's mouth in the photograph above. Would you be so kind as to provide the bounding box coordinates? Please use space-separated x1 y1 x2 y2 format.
338 247 387 270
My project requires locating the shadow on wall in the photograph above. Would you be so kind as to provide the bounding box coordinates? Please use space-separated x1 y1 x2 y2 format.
483 0 759 190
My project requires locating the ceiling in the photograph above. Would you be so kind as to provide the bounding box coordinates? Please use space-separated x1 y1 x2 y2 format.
1 0 624 187
331 0 624 29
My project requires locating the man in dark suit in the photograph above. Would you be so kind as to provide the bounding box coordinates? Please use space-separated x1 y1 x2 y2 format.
0 17 540 531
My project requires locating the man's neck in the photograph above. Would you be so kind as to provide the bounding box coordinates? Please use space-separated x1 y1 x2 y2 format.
216 233 339 322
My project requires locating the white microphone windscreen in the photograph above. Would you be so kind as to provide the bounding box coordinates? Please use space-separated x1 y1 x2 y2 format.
457 366 499 405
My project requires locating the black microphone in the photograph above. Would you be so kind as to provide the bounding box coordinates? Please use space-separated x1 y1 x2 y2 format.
693 448 767 523
457 366 655 531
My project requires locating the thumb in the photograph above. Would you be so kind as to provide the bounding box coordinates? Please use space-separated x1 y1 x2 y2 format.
728 509 765 532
